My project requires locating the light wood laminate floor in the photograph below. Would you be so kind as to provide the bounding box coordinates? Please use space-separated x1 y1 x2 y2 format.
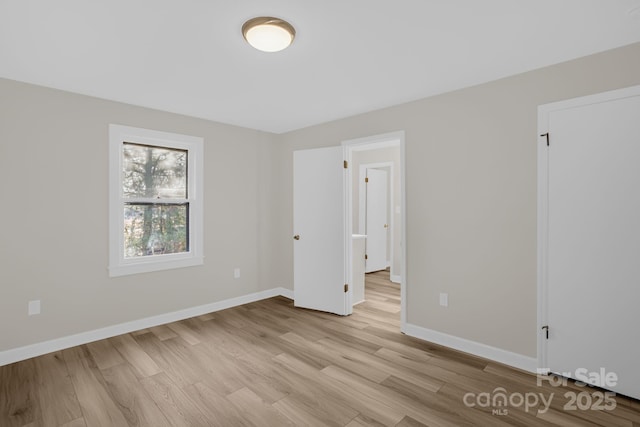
2 271 639 426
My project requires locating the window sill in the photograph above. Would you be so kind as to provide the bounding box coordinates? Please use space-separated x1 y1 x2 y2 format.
108 255 203 277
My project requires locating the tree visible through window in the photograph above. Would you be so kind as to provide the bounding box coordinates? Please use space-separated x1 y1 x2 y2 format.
122 143 189 257
109 125 203 276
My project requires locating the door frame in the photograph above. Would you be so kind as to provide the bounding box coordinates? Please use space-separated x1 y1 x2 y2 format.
359 163 394 277
537 84 640 372
343 131 407 328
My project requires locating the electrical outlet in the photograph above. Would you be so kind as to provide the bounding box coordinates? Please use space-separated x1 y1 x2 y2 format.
439 293 448 307
28 300 41 315
234 268 241 279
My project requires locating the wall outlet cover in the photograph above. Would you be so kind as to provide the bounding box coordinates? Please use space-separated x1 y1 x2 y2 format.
28 300 41 315
439 293 448 307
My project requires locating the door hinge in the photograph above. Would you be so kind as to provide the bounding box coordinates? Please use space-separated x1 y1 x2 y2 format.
542 325 549 339
540 133 549 147
364 254 368 260
365 177 369 183
344 160 348 169
344 284 349 293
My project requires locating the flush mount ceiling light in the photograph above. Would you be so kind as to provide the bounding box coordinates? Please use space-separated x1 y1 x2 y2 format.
242 17 295 52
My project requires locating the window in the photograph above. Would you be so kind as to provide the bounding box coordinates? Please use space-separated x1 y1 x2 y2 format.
109 125 203 276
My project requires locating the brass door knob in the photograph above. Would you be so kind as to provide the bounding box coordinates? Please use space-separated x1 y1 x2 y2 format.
293 235 300 240
384 224 388 228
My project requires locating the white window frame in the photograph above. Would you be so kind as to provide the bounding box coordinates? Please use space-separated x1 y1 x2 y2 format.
109 124 203 277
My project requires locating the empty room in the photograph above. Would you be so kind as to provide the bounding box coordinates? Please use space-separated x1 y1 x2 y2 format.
2 1 640 426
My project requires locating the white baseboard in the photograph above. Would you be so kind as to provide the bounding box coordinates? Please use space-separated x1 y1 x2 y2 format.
403 323 537 373
278 287 294 300
0 287 293 367
2 289 536 374
390 274 401 283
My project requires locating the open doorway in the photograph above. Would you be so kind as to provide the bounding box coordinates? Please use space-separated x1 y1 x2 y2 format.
343 132 406 328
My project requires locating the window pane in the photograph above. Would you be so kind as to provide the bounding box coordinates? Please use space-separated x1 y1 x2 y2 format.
122 143 187 199
124 204 189 257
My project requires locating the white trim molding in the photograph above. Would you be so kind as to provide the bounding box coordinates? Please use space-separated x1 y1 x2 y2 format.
342 131 407 328
278 287 294 300
0 287 293 367
404 323 538 373
108 124 204 277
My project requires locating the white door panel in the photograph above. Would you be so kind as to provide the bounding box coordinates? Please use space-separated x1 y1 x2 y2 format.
545 93 640 400
293 147 348 315
365 169 388 273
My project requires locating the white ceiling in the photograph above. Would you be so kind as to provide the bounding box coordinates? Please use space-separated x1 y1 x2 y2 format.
2 1 640 134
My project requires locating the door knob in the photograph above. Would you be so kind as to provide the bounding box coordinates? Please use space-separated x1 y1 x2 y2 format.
293 235 300 240
384 224 388 228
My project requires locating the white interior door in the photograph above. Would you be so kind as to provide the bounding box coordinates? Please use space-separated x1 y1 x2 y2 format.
543 90 640 399
365 168 388 273
293 147 348 315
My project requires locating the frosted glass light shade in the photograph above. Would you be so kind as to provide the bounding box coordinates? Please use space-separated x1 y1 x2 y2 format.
242 17 295 52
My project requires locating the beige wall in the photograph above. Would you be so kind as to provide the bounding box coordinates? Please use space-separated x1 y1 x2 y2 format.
0 78 276 351
274 42 640 358
2 42 640 361
351 147 402 277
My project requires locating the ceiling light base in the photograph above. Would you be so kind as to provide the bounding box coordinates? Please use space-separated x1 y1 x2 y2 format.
242 17 296 53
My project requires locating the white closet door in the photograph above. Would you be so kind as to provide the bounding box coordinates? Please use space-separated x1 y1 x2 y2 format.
545 92 640 400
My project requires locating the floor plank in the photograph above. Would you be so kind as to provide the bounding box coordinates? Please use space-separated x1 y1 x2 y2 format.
109 334 161 379
100 363 172 427
63 346 129 427
226 387 296 427
33 352 82 426
0 358 37 427
85 340 124 371
139 372 210 427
